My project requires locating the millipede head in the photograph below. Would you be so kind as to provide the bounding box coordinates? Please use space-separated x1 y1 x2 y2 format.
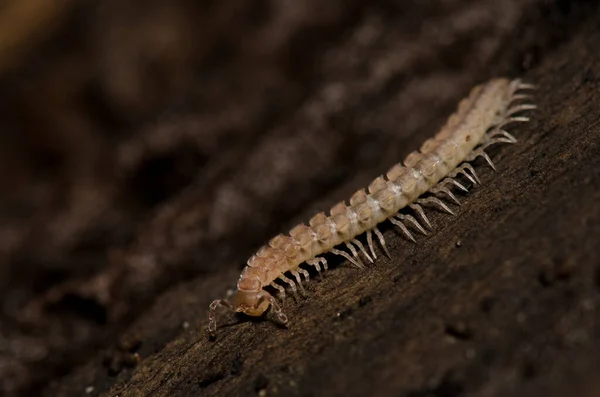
234 290 271 317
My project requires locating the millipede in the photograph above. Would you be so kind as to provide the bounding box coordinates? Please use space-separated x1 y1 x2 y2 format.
208 77 536 337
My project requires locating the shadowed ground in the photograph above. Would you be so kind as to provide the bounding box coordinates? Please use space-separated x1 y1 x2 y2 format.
0 1 599 396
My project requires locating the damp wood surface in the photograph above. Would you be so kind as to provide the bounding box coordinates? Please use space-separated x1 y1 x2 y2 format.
0 1 599 397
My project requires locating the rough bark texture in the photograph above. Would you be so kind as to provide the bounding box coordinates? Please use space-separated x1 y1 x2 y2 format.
1 1 599 396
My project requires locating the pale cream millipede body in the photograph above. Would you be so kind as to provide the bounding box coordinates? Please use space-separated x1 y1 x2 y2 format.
208 77 536 336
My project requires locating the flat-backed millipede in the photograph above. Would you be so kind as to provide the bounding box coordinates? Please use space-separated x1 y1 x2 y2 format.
208 77 536 336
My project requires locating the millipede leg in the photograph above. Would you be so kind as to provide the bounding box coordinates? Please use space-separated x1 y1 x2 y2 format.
330 248 363 269
345 242 366 268
506 103 537 116
441 177 469 193
449 168 473 185
509 79 537 93
395 214 427 236
270 281 286 301
479 137 516 151
352 238 373 263
260 292 289 326
497 116 530 130
417 197 456 216
307 258 322 276
510 93 532 101
279 275 298 299
463 163 482 183
410 203 432 229
453 163 481 184
485 129 517 143
298 268 310 282
318 257 329 271
467 149 496 171
389 217 415 242
430 185 461 205
208 299 234 337
517 82 537 90
366 230 377 260
291 270 306 295
373 227 391 258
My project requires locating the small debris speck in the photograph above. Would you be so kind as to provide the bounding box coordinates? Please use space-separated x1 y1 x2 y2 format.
359 296 372 307
254 374 269 393
465 348 476 359
445 321 473 340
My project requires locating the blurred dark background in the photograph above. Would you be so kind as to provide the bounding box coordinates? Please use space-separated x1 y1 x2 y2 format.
0 1 599 396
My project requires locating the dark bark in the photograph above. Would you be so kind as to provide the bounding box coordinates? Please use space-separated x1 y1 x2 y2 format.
1 1 599 396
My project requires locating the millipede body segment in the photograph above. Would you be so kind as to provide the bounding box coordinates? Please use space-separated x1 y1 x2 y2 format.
208 77 536 336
